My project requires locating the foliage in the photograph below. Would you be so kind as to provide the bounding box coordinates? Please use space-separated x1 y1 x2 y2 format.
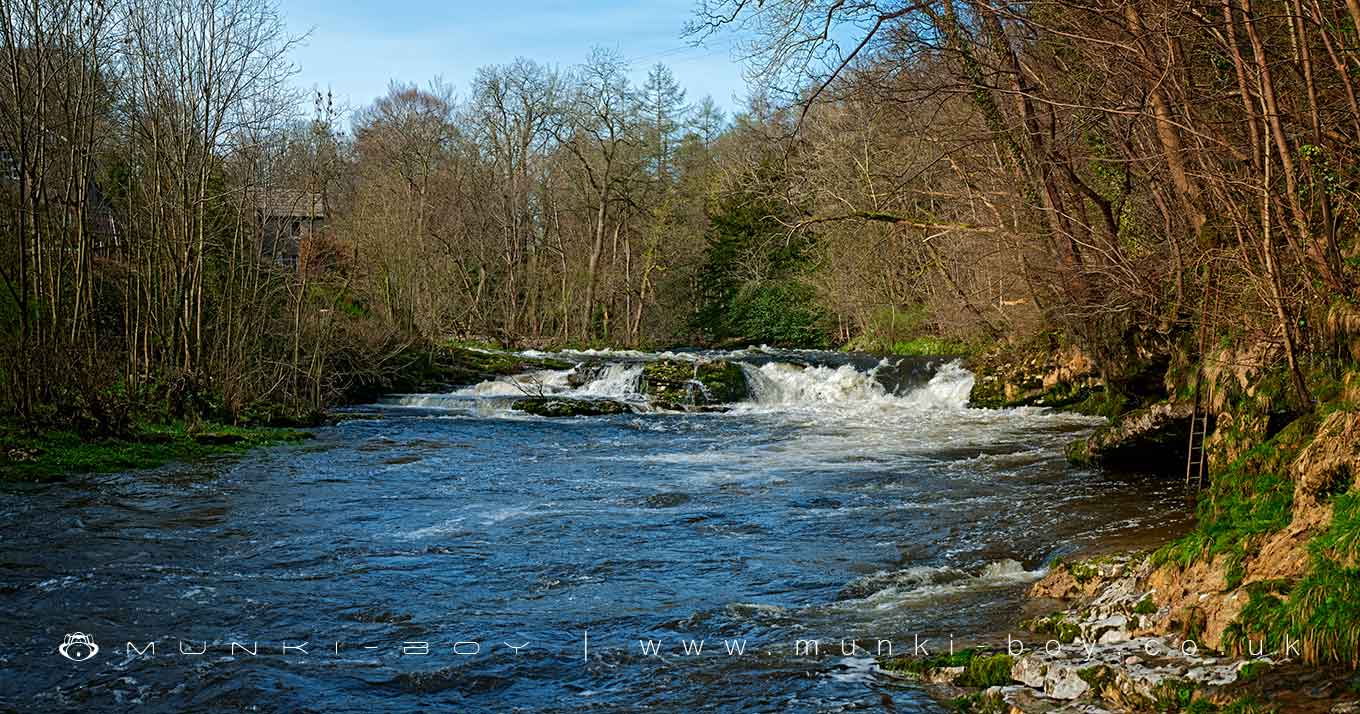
691 171 828 347
1152 416 1313 577
727 280 830 348
881 648 1013 688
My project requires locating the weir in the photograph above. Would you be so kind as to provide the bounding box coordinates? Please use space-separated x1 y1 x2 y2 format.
384 348 975 413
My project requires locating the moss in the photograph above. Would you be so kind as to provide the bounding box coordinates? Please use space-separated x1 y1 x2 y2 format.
0 422 311 482
1077 664 1115 693
1153 679 1199 712
1235 660 1271 683
341 344 573 403
1133 595 1158 615
1068 388 1135 418
1022 612 1083 644
882 647 978 678
641 359 748 406
1219 698 1276 714
879 336 982 357
1183 606 1208 643
948 690 1006 714
882 648 1012 688
1069 559 1101 584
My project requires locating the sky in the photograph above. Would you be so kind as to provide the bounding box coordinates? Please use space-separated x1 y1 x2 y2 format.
277 0 752 120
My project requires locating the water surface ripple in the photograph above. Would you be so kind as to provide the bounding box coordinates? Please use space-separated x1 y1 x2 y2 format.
0 351 1191 713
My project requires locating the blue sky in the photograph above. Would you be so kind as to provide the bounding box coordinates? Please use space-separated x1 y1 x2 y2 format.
278 0 751 118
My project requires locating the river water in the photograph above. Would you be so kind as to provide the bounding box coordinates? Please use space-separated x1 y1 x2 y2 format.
0 349 1190 713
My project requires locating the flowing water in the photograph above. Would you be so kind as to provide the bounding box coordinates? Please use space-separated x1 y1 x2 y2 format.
0 349 1192 713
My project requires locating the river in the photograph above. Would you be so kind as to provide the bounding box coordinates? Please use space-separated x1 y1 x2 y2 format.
0 348 1191 713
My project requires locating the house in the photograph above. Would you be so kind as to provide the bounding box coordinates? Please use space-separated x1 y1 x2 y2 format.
0 147 119 251
256 188 327 266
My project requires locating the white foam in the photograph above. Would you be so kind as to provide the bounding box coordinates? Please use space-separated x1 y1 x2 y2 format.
738 358 973 411
841 559 1044 609
574 363 644 398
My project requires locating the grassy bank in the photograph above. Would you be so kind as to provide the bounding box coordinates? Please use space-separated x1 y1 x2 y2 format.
1 342 577 482
0 421 313 482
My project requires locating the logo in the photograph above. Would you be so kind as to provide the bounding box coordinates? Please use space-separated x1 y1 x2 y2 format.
58 633 99 662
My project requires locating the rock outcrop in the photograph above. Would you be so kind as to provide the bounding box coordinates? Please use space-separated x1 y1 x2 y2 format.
967 337 1108 412
1064 401 1194 471
510 397 634 417
640 359 748 407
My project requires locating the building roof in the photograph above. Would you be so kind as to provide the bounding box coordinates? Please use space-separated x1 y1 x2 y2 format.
256 189 325 219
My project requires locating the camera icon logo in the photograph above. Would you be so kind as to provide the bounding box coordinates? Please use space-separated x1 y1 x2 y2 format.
58 633 99 662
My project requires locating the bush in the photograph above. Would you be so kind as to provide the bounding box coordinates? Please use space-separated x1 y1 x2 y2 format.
728 280 830 347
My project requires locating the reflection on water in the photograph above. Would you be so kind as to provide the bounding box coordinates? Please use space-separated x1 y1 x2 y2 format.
0 350 1191 713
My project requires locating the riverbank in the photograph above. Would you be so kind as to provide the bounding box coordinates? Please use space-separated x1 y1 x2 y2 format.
882 550 1359 714
0 421 315 482
0 342 574 482
933 327 1360 713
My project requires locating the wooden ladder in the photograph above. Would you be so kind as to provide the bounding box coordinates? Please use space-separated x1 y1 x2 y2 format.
1185 263 1219 490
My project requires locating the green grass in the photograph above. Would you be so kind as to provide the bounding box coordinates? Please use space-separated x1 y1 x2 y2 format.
1314 491 1360 563
1152 416 1313 578
881 336 982 357
1134 594 1159 615
1224 543 1360 668
1021 611 1083 643
881 648 1013 688
1 422 312 481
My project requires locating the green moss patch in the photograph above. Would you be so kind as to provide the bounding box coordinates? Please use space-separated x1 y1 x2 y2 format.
881 648 1013 688
641 359 748 406
1 422 312 482
511 397 634 417
1153 415 1314 578
1022 612 1083 644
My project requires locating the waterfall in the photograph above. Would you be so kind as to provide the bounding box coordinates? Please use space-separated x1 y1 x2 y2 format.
741 359 973 410
381 352 975 412
573 363 644 398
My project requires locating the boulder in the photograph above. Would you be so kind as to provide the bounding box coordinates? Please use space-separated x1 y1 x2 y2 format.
1066 401 1194 471
641 359 748 406
566 362 609 388
511 397 633 417
1011 651 1090 699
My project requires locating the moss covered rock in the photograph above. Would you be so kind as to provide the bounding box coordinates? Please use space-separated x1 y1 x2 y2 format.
966 334 1107 411
640 359 748 406
511 397 633 417
1065 401 1194 471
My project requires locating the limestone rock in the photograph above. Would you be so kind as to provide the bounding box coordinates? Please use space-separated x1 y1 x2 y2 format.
1065 401 1194 471
967 339 1105 411
641 359 748 406
1011 651 1090 699
511 397 633 417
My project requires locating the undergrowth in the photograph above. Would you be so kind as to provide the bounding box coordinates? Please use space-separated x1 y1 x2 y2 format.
1151 416 1309 586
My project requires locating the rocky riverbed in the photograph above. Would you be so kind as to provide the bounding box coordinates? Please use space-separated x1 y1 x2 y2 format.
885 552 1360 713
